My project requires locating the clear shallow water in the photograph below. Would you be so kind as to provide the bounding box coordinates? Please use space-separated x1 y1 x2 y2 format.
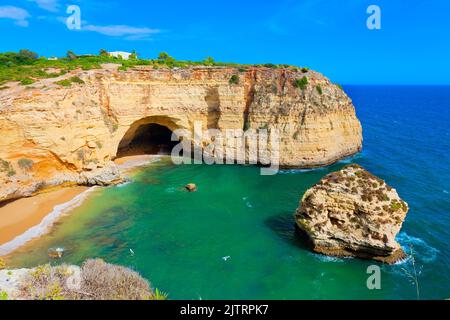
6 86 450 299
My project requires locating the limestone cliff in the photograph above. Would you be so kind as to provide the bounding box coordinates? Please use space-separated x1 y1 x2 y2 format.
295 164 408 263
0 65 362 202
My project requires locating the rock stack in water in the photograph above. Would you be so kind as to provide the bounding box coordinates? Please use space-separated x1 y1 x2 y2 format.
185 183 197 192
295 164 408 264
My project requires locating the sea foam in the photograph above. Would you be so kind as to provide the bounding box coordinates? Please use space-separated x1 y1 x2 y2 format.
396 232 439 264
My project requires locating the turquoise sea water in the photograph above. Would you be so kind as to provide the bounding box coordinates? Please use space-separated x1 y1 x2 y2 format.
6 86 450 299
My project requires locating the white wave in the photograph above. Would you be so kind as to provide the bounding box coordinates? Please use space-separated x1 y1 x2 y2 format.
336 152 364 164
443 190 449 194
279 153 364 175
242 197 253 208
396 232 439 263
165 187 177 193
116 179 132 188
0 187 97 256
279 167 326 175
310 252 346 263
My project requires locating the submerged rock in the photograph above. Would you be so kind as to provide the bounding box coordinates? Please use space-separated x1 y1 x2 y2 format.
185 183 197 192
48 247 64 259
294 164 408 264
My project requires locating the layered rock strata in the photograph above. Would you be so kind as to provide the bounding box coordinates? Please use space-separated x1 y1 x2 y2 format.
0 65 362 202
295 164 408 263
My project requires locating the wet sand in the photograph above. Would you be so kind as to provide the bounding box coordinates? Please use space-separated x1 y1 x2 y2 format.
115 154 166 171
0 187 88 246
0 156 160 255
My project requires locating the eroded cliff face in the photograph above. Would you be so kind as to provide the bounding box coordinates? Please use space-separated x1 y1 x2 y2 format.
0 65 362 202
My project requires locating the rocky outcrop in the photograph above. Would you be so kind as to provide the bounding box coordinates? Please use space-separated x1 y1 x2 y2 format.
295 164 408 263
185 183 197 192
0 65 362 202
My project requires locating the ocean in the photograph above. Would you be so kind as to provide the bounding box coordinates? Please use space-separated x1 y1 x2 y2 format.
5 86 450 299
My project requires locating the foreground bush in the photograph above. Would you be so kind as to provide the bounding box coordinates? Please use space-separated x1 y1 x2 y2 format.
18 259 167 300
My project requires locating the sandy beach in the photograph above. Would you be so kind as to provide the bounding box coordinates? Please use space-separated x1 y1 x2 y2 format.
0 156 158 254
0 156 162 256
0 187 89 247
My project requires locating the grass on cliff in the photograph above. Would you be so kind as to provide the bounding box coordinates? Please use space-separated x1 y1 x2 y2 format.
18 259 168 300
0 49 307 86
0 158 16 177
293 76 309 90
55 76 84 87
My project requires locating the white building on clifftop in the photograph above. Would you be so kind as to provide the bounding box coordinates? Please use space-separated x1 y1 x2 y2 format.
109 51 134 60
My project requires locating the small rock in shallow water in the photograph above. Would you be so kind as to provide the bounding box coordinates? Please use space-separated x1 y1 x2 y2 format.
48 247 64 259
294 164 408 264
185 183 197 192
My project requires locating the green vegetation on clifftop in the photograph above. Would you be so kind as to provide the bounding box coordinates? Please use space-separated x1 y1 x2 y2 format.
0 49 309 86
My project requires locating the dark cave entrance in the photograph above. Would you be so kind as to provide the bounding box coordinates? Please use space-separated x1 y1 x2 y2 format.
116 123 178 158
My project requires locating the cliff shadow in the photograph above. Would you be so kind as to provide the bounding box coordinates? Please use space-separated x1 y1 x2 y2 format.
264 212 313 252
204 86 221 129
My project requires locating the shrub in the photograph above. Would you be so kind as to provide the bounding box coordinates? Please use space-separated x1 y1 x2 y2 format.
0 291 8 300
153 288 168 300
390 200 403 211
79 259 154 300
20 78 35 85
18 158 33 170
203 56 215 66
19 49 38 60
18 259 159 300
229 74 239 85
336 83 344 91
56 76 84 87
316 85 323 95
158 52 171 61
129 50 138 60
55 79 72 87
76 149 85 161
263 63 277 68
293 76 308 90
66 50 77 61
69 76 84 84
0 258 6 269
0 158 15 177
301 67 309 73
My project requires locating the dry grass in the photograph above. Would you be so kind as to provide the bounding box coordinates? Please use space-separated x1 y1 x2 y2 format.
18 259 167 300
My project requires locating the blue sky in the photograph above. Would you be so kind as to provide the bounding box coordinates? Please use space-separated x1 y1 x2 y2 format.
0 0 449 84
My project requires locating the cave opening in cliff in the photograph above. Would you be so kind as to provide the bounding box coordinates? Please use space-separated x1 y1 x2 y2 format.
116 123 178 158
